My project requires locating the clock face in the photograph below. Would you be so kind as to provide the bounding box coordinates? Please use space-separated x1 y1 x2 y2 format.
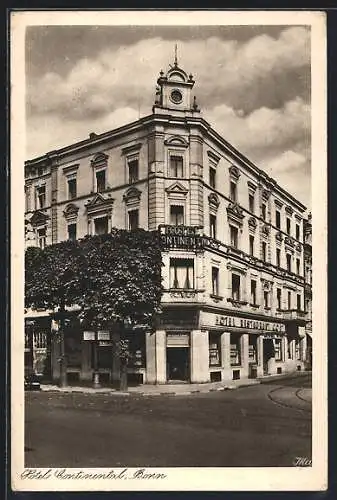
170 89 183 104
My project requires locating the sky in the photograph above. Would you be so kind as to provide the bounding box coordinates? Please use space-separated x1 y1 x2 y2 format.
25 25 311 207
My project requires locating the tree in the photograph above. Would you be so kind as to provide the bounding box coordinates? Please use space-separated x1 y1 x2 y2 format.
76 229 163 391
25 229 163 391
25 241 86 387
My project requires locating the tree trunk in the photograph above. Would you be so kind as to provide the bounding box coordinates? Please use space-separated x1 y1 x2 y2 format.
120 360 128 392
58 303 67 388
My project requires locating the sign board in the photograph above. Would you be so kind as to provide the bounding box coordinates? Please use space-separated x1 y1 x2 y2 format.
159 225 220 251
166 333 190 347
83 331 95 341
98 331 110 341
262 334 283 340
214 315 285 333
98 341 113 347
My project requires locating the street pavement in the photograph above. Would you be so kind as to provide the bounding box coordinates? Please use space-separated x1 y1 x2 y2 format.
25 373 312 468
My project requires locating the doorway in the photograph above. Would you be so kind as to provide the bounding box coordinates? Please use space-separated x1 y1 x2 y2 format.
167 347 190 381
263 338 275 375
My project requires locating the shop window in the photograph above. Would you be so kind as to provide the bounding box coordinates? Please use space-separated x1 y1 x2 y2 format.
128 159 139 184
249 235 254 256
275 210 281 229
287 291 292 310
295 340 301 360
296 223 300 240
248 335 257 363
170 155 183 178
96 170 106 192
210 214 217 239
276 248 281 267
37 227 46 249
127 333 145 368
209 333 221 366
250 279 257 305
211 267 219 296
36 185 46 209
261 203 267 220
230 333 241 366
170 258 194 290
170 205 184 226
230 181 237 202
230 225 238 248
249 193 255 213
297 294 302 311
209 167 216 188
286 253 292 272
262 241 267 261
67 223 77 242
128 209 139 230
68 178 77 200
274 339 282 361
277 288 282 310
296 258 300 275
286 217 291 235
231 273 241 301
94 216 109 235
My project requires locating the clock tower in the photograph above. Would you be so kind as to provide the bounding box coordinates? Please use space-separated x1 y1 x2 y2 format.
153 46 200 115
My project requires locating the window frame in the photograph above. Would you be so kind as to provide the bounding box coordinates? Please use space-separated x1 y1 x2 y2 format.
94 216 109 235
170 204 184 226
275 209 281 229
128 209 139 230
67 223 77 242
231 273 241 301
95 169 106 193
230 224 239 249
169 155 184 178
210 214 217 239
128 158 139 184
169 258 195 290
211 266 220 296
209 166 216 189
67 178 77 200
230 181 237 202
250 279 257 305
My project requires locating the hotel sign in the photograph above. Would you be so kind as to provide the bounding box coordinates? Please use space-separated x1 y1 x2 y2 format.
159 225 220 251
215 315 285 333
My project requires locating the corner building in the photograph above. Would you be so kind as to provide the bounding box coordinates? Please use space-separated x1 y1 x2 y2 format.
24 58 310 385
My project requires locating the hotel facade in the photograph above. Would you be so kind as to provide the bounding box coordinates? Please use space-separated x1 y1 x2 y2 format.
24 59 311 385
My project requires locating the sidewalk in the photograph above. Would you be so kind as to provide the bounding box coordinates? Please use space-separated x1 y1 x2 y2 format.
40 377 260 396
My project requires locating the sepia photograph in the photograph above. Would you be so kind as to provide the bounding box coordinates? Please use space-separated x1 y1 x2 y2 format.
11 10 327 491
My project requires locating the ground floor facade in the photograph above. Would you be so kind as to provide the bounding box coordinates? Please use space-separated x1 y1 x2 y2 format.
24 306 310 386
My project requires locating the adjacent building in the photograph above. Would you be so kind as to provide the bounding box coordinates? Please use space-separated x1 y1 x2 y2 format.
24 57 310 385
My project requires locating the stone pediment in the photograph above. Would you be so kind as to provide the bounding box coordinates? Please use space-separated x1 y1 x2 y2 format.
285 236 295 248
91 152 108 168
208 193 220 209
85 193 114 213
261 224 270 236
123 187 142 202
164 135 189 148
165 182 188 196
226 202 244 224
248 216 257 229
63 203 79 218
30 210 49 227
229 165 240 181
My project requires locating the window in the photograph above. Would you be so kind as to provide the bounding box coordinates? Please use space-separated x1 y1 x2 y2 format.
261 203 267 220
287 291 292 310
297 294 301 311
249 235 254 256
286 253 292 272
96 170 106 192
264 290 269 308
210 214 217 239
209 167 216 188
296 223 300 240
209 333 221 366
170 205 184 226
37 227 46 249
67 223 77 242
248 335 257 363
36 185 46 209
276 248 281 268
211 267 219 296
128 159 139 183
250 279 257 304
37 166 44 177
275 210 281 229
94 216 108 235
230 225 238 248
170 258 194 289
249 193 255 213
128 209 139 230
262 241 267 261
231 273 241 301
286 217 291 235
296 258 300 275
230 333 241 366
274 339 282 361
277 288 282 310
170 156 183 177
295 340 301 360
230 181 237 202
68 178 77 200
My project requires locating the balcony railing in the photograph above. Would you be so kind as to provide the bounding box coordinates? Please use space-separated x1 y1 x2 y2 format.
278 309 307 321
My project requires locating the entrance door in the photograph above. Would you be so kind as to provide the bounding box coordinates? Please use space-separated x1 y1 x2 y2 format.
263 338 275 375
167 348 189 381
